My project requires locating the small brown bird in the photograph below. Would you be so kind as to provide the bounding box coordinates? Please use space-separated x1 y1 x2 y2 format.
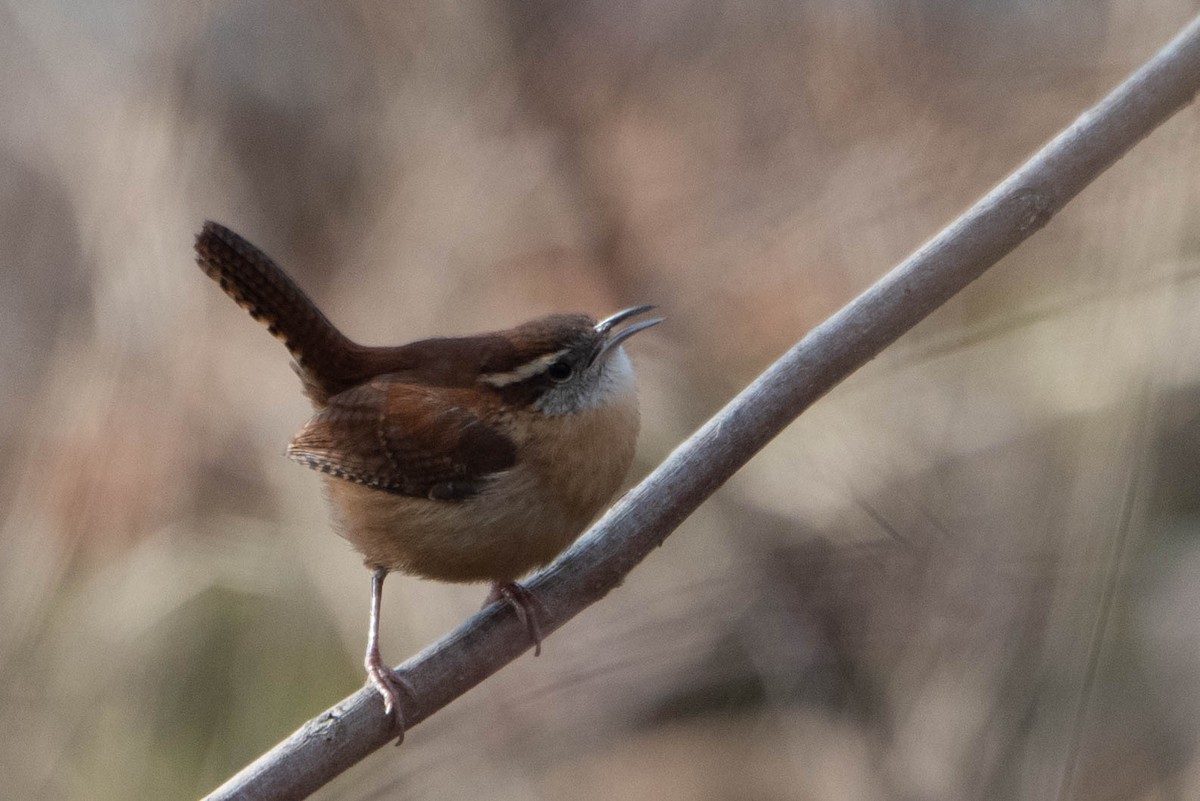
194 222 660 721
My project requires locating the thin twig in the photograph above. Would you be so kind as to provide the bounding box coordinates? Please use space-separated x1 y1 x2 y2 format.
204 15 1200 801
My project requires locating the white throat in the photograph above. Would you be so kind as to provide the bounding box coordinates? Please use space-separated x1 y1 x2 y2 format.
535 346 636 416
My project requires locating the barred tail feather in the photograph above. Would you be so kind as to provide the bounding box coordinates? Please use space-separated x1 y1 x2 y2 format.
195 221 361 404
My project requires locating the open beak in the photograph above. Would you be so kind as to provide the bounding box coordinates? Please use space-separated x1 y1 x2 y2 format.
593 304 664 363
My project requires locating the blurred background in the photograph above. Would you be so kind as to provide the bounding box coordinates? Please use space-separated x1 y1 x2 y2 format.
1 1 1199 799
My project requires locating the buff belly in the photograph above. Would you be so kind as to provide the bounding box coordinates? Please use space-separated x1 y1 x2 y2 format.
323 395 639 583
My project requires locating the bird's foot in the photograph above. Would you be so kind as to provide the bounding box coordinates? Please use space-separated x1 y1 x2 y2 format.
365 649 414 744
485 581 545 656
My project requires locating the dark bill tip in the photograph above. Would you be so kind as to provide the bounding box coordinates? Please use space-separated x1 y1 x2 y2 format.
594 307 663 362
594 304 657 335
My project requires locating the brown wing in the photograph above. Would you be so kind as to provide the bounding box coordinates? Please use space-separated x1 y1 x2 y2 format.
286 379 517 501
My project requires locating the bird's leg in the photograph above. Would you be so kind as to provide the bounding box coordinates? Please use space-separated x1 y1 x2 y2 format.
365 568 412 741
484 581 544 656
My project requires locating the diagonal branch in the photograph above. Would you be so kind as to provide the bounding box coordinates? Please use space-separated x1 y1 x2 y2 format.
204 15 1200 801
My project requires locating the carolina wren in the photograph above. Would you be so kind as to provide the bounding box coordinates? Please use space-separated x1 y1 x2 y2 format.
194 221 660 723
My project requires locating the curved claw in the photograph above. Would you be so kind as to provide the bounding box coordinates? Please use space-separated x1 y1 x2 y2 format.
365 568 410 745
366 658 413 745
485 581 545 656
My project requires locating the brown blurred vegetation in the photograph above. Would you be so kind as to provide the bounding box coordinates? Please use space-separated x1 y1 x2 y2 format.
2 2 1199 799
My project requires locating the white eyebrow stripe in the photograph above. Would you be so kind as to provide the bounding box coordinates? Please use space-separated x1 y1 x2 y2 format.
479 348 570 387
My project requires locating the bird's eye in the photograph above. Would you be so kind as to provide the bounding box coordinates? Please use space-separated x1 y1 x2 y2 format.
546 360 574 382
